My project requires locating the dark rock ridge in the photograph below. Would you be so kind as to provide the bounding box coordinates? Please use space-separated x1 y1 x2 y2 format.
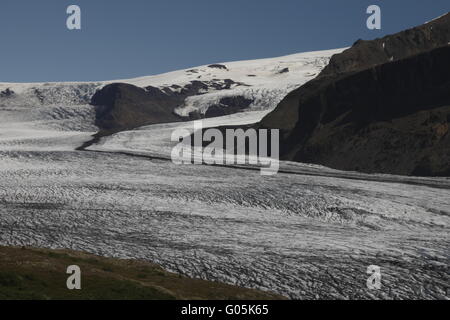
90 79 251 133
208 64 228 70
259 13 450 176
91 83 181 133
204 96 254 118
261 13 450 131
285 46 450 176
321 13 450 76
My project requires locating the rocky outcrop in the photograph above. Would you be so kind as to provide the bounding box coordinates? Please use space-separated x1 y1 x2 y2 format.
208 64 228 70
259 13 450 176
0 88 14 97
90 79 253 132
261 13 450 131
321 13 450 76
204 96 253 118
91 83 181 133
286 46 450 176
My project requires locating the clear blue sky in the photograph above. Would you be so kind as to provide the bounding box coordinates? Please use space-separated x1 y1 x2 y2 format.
0 0 448 82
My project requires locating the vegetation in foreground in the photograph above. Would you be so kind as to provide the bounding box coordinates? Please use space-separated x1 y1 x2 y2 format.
0 246 283 300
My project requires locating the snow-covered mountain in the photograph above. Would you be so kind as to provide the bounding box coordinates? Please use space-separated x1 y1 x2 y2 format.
121 49 342 117
1 49 342 113
0 48 343 151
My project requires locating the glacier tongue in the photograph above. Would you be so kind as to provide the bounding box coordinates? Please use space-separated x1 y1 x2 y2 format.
0 149 448 299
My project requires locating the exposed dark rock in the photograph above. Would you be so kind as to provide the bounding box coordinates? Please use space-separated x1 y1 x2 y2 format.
262 13 450 131
91 83 181 133
321 13 450 76
146 79 249 119
274 46 450 176
146 79 245 98
259 13 450 176
208 64 228 70
0 88 14 97
90 78 252 132
187 110 204 120
178 80 209 96
278 68 289 74
205 96 254 118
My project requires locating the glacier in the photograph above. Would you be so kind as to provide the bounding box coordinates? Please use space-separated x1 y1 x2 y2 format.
0 49 449 300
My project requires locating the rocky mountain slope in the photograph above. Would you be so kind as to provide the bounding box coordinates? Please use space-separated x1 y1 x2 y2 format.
259 13 450 176
91 83 182 133
321 12 450 76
